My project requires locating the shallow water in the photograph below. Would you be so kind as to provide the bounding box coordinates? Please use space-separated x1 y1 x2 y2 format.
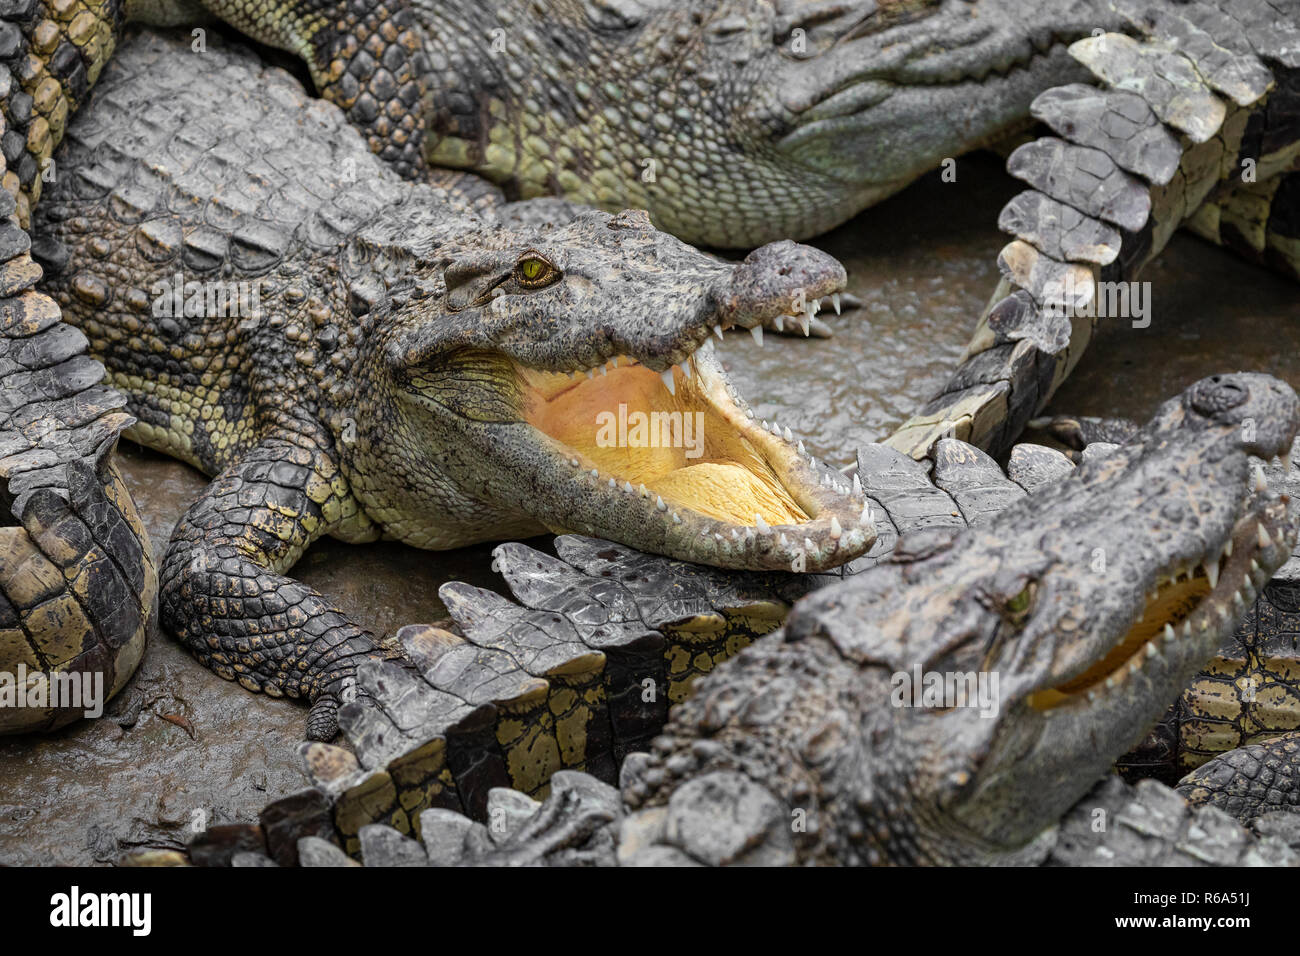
4 151 1297 864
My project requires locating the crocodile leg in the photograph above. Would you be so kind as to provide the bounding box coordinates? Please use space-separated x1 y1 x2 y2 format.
888 1 1300 459
158 432 384 741
1025 413 1140 453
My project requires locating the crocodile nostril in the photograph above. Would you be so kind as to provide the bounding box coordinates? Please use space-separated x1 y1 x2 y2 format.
1187 376 1248 417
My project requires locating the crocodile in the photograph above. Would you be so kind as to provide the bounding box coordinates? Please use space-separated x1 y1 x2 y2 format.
160 371 1300 866
26 28 882 741
886 0 1300 460
0 0 154 733
108 0 1118 249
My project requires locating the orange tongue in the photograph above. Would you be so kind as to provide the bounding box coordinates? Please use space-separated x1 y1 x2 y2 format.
521 361 808 526
651 462 807 525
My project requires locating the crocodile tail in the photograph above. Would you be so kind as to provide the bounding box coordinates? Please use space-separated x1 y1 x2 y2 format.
1185 157 1300 280
170 535 808 863
0 0 154 735
885 0 1300 461
0 0 124 227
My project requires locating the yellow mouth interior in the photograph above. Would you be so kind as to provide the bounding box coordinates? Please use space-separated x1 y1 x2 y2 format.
1028 570 1213 710
518 356 810 527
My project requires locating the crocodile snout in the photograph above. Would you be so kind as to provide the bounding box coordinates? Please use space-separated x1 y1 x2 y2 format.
711 240 847 328
1185 373 1300 460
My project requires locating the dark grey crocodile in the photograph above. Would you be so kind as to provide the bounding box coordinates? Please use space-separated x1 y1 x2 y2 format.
149 373 1300 867
28 28 881 741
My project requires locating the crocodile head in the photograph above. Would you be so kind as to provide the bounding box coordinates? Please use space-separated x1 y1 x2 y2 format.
421 0 1115 246
343 207 871 572
627 374 1300 864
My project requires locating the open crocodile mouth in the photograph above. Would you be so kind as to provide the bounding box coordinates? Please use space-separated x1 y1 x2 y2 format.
1027 488 1294 712
511 297 875 572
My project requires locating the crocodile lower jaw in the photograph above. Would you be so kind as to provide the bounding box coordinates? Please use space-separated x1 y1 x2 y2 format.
516 336 875 572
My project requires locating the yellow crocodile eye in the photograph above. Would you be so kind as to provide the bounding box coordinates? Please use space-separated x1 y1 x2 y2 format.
515 253 558 288
1004 583 1035 620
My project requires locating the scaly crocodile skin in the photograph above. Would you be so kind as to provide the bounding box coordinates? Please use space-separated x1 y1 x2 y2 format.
0 0 151 734
889 0 1300 459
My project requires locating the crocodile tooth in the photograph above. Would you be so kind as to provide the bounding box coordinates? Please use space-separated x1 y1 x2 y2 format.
832 292 841 315
587 368 595 379
809 299 820 317
783 427 793 442
1204 560 1219 589
755 514 770 533
1224 539 1233 558
746 408 754 419
608 478 616 489
1258 524 1272 549
762 420 770 431
1105 675 1116 689
1233 592 1245 609
600 363 607 376
622 481 634 493
773 315 784 333
1182 621 1191 638
798 313 811 336
610 357 618 368
1255 466 1267 493
859 503 872 525
731 529 740 540
1250 558 1262 575
804 537 815 553
797 440 806 454
829 516 842 539
661 368 676 395
1087 690 1097 702
672 512 682 524
639 484 649 498
779 532 790 549
569 458 580 467
750 324 764 346
1243 581 1256 602
713 324 724 340
1145 642 1157 659
590 469 599 478
1163 624 1175 643
656 496 667 512
852 474 862 497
